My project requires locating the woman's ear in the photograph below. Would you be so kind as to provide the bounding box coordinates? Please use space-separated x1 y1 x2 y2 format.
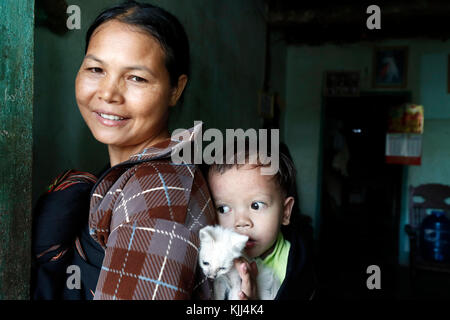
282 196 295 226
169 74 188 106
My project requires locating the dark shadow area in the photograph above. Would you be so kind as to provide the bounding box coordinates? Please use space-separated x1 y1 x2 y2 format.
317 93 418 299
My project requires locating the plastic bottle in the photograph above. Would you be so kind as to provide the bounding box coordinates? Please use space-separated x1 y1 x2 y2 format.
419 210 450 262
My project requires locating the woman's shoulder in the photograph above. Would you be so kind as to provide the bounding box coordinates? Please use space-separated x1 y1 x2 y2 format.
90 159 214 224
132 159 197 174
130 161 216 225
129 161 210 201
130 160 214 190
128 160 200 189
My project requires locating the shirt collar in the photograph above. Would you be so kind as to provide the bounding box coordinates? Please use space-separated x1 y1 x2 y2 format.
127 121 202 163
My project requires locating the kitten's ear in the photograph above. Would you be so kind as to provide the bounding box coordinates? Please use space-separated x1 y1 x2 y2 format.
231 232 248 252
199 226 216 243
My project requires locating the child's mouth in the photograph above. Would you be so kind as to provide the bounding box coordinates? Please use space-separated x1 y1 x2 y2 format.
245 239 256 249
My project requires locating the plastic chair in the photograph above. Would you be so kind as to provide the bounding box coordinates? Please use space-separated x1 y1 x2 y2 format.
404 183 450 290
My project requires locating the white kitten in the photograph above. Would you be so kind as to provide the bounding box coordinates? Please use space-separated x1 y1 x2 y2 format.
198 225 280 300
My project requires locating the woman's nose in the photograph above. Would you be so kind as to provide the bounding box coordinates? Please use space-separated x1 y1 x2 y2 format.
98 77 123 104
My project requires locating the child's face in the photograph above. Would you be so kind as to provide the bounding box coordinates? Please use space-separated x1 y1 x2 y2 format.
208 165 294 259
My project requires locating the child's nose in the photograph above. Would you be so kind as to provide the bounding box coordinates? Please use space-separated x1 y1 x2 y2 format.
234 212 252 229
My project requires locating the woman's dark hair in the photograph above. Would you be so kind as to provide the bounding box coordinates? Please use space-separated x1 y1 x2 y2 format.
85 0 190 101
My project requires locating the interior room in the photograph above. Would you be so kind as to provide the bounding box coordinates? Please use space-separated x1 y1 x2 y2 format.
1 0 450 300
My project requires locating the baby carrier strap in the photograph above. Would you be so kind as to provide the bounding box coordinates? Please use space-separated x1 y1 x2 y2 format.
31 169 99 300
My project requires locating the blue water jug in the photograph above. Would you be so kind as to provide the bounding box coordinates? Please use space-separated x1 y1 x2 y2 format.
419 210 450 262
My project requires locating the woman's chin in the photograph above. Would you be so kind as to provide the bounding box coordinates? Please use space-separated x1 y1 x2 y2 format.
91 131 124 146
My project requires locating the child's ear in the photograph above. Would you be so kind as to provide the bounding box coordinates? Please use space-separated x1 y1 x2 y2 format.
169 74 188 106
282 196 295 226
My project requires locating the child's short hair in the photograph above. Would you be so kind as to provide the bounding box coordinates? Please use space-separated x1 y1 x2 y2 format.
207 139 297 198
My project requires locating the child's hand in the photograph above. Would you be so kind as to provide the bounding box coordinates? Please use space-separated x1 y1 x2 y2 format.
234 258 259 300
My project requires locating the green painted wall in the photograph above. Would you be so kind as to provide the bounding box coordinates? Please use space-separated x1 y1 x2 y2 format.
33 0 266 207
0 0 34 299
268 30 287 140
284 39 450 265
284 43 370 238
420 53 450 119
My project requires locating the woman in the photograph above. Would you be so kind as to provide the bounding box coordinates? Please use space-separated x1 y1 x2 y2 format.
32 1 256 300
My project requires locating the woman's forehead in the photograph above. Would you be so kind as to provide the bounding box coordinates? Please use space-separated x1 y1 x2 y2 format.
87 20 164 61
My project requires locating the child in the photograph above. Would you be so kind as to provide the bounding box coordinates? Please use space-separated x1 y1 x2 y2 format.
206 144 317 300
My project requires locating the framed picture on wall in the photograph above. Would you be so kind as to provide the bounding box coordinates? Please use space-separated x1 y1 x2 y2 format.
324 71 360 97
373 46 408 88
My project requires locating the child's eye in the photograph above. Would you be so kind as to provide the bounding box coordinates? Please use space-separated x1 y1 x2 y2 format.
217 205 231 214
129 75 148 83
251 201 266 211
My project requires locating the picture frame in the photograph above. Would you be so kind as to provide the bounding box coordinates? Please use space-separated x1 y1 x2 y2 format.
324 71 360 97
373 46 408 88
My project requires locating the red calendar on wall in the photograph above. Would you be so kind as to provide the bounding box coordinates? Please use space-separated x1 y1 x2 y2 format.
385 104 423 165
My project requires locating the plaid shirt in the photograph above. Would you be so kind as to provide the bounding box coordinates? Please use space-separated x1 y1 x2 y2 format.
88 124 216 300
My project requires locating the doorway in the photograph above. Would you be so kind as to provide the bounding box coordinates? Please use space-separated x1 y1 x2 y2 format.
317 92 410 299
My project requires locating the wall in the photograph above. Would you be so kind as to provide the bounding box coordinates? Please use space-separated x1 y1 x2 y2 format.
284 39 450 265
284 42 370 235
0 0 34 299
268 30 287 139
33 0 266 207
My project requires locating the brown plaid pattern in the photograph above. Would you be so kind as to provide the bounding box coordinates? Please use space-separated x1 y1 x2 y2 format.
89 124 216 299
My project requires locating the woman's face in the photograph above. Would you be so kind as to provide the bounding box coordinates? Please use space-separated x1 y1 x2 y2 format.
75 20 181 149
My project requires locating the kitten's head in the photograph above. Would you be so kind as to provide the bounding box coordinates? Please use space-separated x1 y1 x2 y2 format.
198 225 248 279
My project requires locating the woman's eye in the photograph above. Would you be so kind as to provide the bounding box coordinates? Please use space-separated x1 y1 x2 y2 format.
217 205 231 214
88 67 103 73
251 201 266 210
130 75 147 83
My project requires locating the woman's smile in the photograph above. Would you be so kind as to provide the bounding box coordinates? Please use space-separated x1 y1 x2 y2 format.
92 108 131 127
94 111 130 127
